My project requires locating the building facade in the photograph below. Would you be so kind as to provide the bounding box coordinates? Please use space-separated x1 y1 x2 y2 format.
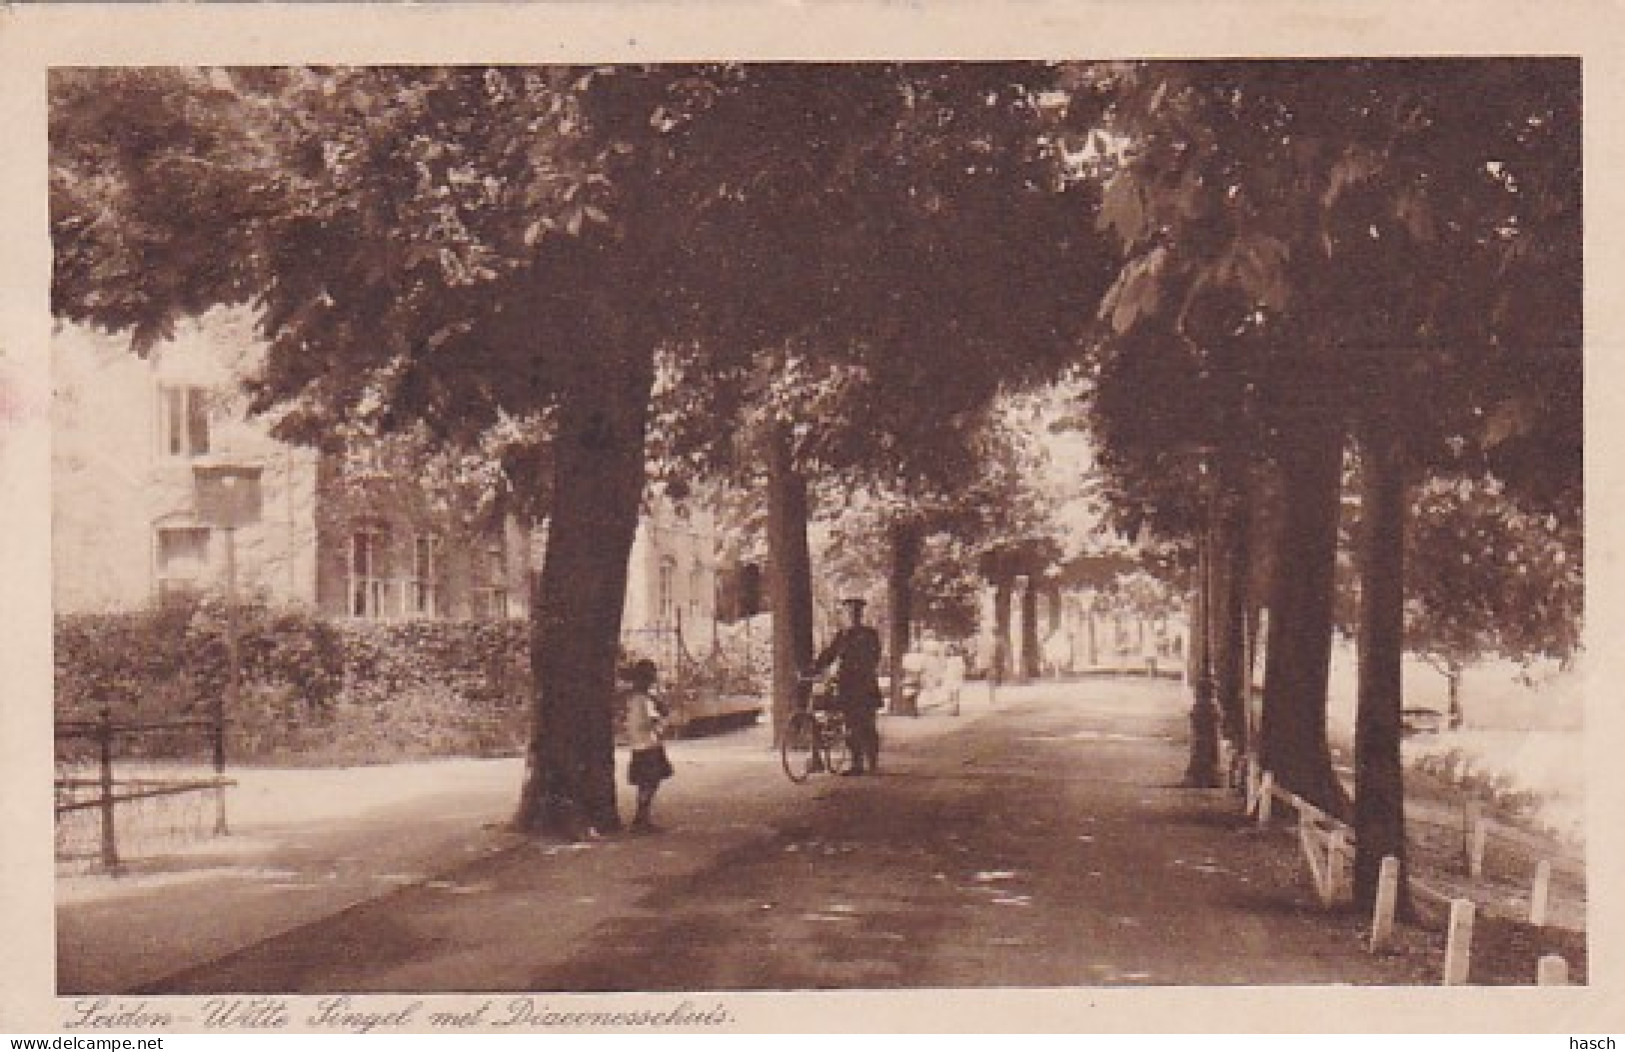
53 310 323 613
619 499 719 660
52 309 715 631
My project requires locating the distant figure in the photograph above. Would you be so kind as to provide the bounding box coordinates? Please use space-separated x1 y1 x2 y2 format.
812 597 884 775
1042 630 1073 678
920 639 946 707
942 644 967 716
901 646 928 710
624 659 673 833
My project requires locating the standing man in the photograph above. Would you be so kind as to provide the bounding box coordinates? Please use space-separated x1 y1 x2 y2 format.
813 597 884 776
942 643 967 716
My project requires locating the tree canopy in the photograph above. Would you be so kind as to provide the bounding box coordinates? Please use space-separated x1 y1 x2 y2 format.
1070 58 1580 492
51 61 1121 831
51 60 1582 842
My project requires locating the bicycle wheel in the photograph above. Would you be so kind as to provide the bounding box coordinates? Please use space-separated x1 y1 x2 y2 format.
823 716 854 775
781 711 818 783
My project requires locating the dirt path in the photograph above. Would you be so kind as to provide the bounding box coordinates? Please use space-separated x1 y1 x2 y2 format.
57 768 526 994
137 679 1435 993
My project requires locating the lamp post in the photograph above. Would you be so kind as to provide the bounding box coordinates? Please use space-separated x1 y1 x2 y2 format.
193 460 264 834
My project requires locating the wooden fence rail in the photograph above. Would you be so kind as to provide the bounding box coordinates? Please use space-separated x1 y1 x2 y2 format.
1243 760 1573 985
54 706 233 872
1245 764 1354 906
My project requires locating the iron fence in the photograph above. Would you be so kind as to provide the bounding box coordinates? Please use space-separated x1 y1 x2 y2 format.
55 706 233 872
621 621 767 735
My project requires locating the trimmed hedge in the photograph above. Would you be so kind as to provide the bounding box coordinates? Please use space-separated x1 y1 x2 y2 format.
54 599 531 764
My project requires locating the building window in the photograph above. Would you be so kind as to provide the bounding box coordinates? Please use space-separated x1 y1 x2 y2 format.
350 528 388 619
658 556 677 626
155 526 211 598
158 385 211 458
410 534 442 617
475 537 509 620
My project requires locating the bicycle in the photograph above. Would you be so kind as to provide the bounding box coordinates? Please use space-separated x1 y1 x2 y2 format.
781 673 853 783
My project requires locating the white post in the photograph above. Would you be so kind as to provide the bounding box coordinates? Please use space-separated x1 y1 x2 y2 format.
1537 955 1569 986
1257 772 1274 826
1369 855 1401 953
1468 819 1488 879
1442 898 1475 986
1530 860 1552 927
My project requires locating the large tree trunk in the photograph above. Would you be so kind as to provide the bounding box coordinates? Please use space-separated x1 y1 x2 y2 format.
1354 424 1409 911
1185 573 1203 685
1244 464 1283 747
516 333 655 839
1183 510 1222 787
991 577 1013 683
1212 461 1252 755
766 424 816 747
887 519 923 716
1085 596 1099 668
1019 576 1041 681
1258 421 1351 818
1243 600 1264 747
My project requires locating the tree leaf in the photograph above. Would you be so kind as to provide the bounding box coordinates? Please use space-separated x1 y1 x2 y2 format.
1099 246 1168 334
1321 147 1381 210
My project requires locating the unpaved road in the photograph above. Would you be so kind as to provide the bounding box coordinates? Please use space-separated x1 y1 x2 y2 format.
124 679 1429 993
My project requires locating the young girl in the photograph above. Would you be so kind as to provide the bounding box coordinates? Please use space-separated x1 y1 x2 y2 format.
624 659 673 833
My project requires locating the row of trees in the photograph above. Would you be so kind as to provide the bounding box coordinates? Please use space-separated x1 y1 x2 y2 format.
1073 60 1582 908
52 64 1116 837
52 62 1582 887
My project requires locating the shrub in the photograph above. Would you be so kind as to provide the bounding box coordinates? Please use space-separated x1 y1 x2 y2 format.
183 598 346 710
55 601 532 763
1410 746 1545 823
54 602 200 721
